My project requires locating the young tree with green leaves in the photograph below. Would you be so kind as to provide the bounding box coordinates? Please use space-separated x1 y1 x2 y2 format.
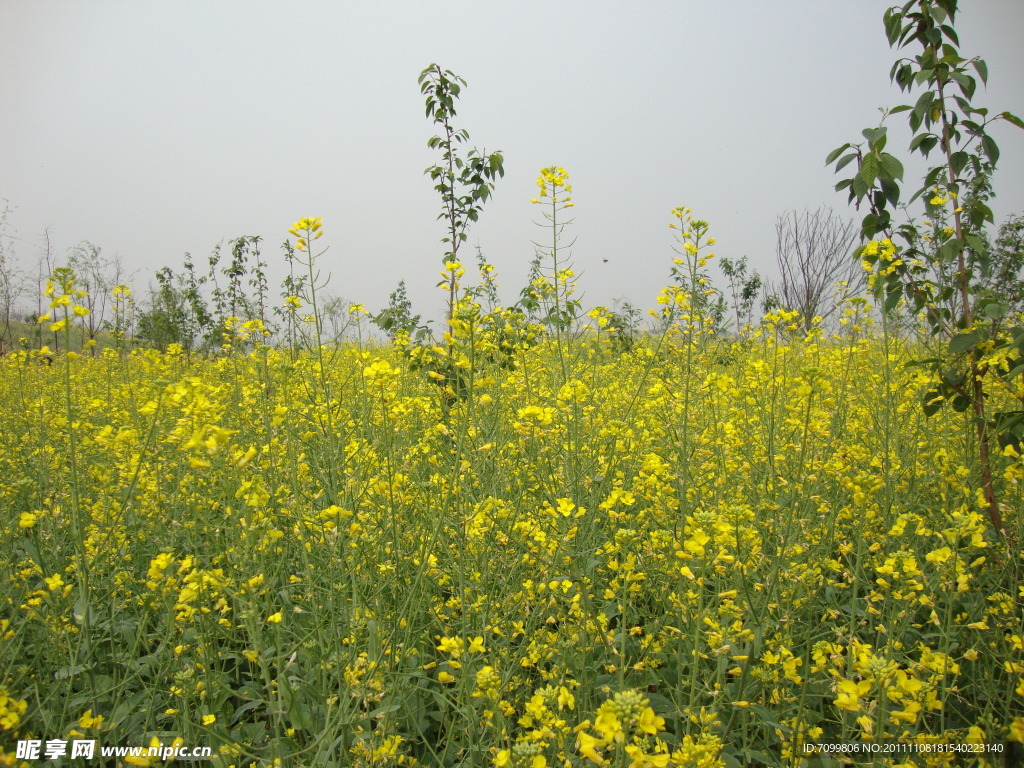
719 255 763 335
827 0 1023 537
419 64 504 341
373 279 425 342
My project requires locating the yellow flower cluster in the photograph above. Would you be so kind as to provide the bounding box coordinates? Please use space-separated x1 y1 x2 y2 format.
531 166 574 207
288 216 323 252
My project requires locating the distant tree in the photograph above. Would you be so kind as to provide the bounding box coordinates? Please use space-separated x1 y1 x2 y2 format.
719 255 763 334
771 206 864 331
135 264 211 353
373 280 424 342
36 229 59 351
0 201 24 352
319 294 360 343
67 241 124 354
607 298 642 352
136 269 189 350
179 253 213 349
982 213 1024 313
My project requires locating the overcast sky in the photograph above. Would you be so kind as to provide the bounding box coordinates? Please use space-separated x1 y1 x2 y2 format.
2 1 1022 322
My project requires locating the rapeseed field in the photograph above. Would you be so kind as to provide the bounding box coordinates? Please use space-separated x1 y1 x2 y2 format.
1 252 1021 766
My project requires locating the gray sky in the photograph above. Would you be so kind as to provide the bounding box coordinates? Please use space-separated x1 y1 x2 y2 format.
2 1 1022 322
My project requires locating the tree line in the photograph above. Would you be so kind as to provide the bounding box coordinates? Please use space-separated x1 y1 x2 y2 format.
0 199 1021 356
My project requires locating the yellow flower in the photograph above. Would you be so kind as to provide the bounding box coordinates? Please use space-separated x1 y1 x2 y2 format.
267 612 283 624
637 706 665 735
79 709 105 729
44 574 64 591
835 678 871 712
236 446 258 468
578 730 608 764
890 700 921 723
18 512 37 529
594 707 622 741
125 737 162 766
202 714 216 726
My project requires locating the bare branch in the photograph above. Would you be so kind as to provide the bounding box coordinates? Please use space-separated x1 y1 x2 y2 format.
774 206 864 330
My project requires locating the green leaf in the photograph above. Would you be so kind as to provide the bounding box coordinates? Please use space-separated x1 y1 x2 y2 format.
981 134 1000 164
975 201 995 224
859 153 879 185
862 127 887 148
949 331 980 355
951 70 976 99
883 288 903 314
922 388 944 417
964 233 987 254
1005 362 1024 380
825 143 852 165
881 178 900 207
913 90 934 116
949 150 969 176
981 302 1009 320
879 153 904 180
835 153 858 173
742 750 780 767
909 108 923 134
1000 111 1024 129
884 10 902 44
852 174 869 200
21 539 42 571
971 59 988 85
951 393 972 412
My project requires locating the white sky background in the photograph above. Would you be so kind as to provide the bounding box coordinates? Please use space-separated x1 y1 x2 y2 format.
2 1 1022 323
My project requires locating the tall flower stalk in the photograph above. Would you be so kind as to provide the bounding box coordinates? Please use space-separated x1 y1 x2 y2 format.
42 268 92 632
288 217 340 500
531 166 578 382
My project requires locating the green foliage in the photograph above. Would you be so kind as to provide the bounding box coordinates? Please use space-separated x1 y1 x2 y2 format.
719 255 762 335
419 64 504 335
663 208 725 336
827 0 1023 535
373 279 427 342
136 268 189 350
606 300 642 353
984 213 1024 313
274 239 306 359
